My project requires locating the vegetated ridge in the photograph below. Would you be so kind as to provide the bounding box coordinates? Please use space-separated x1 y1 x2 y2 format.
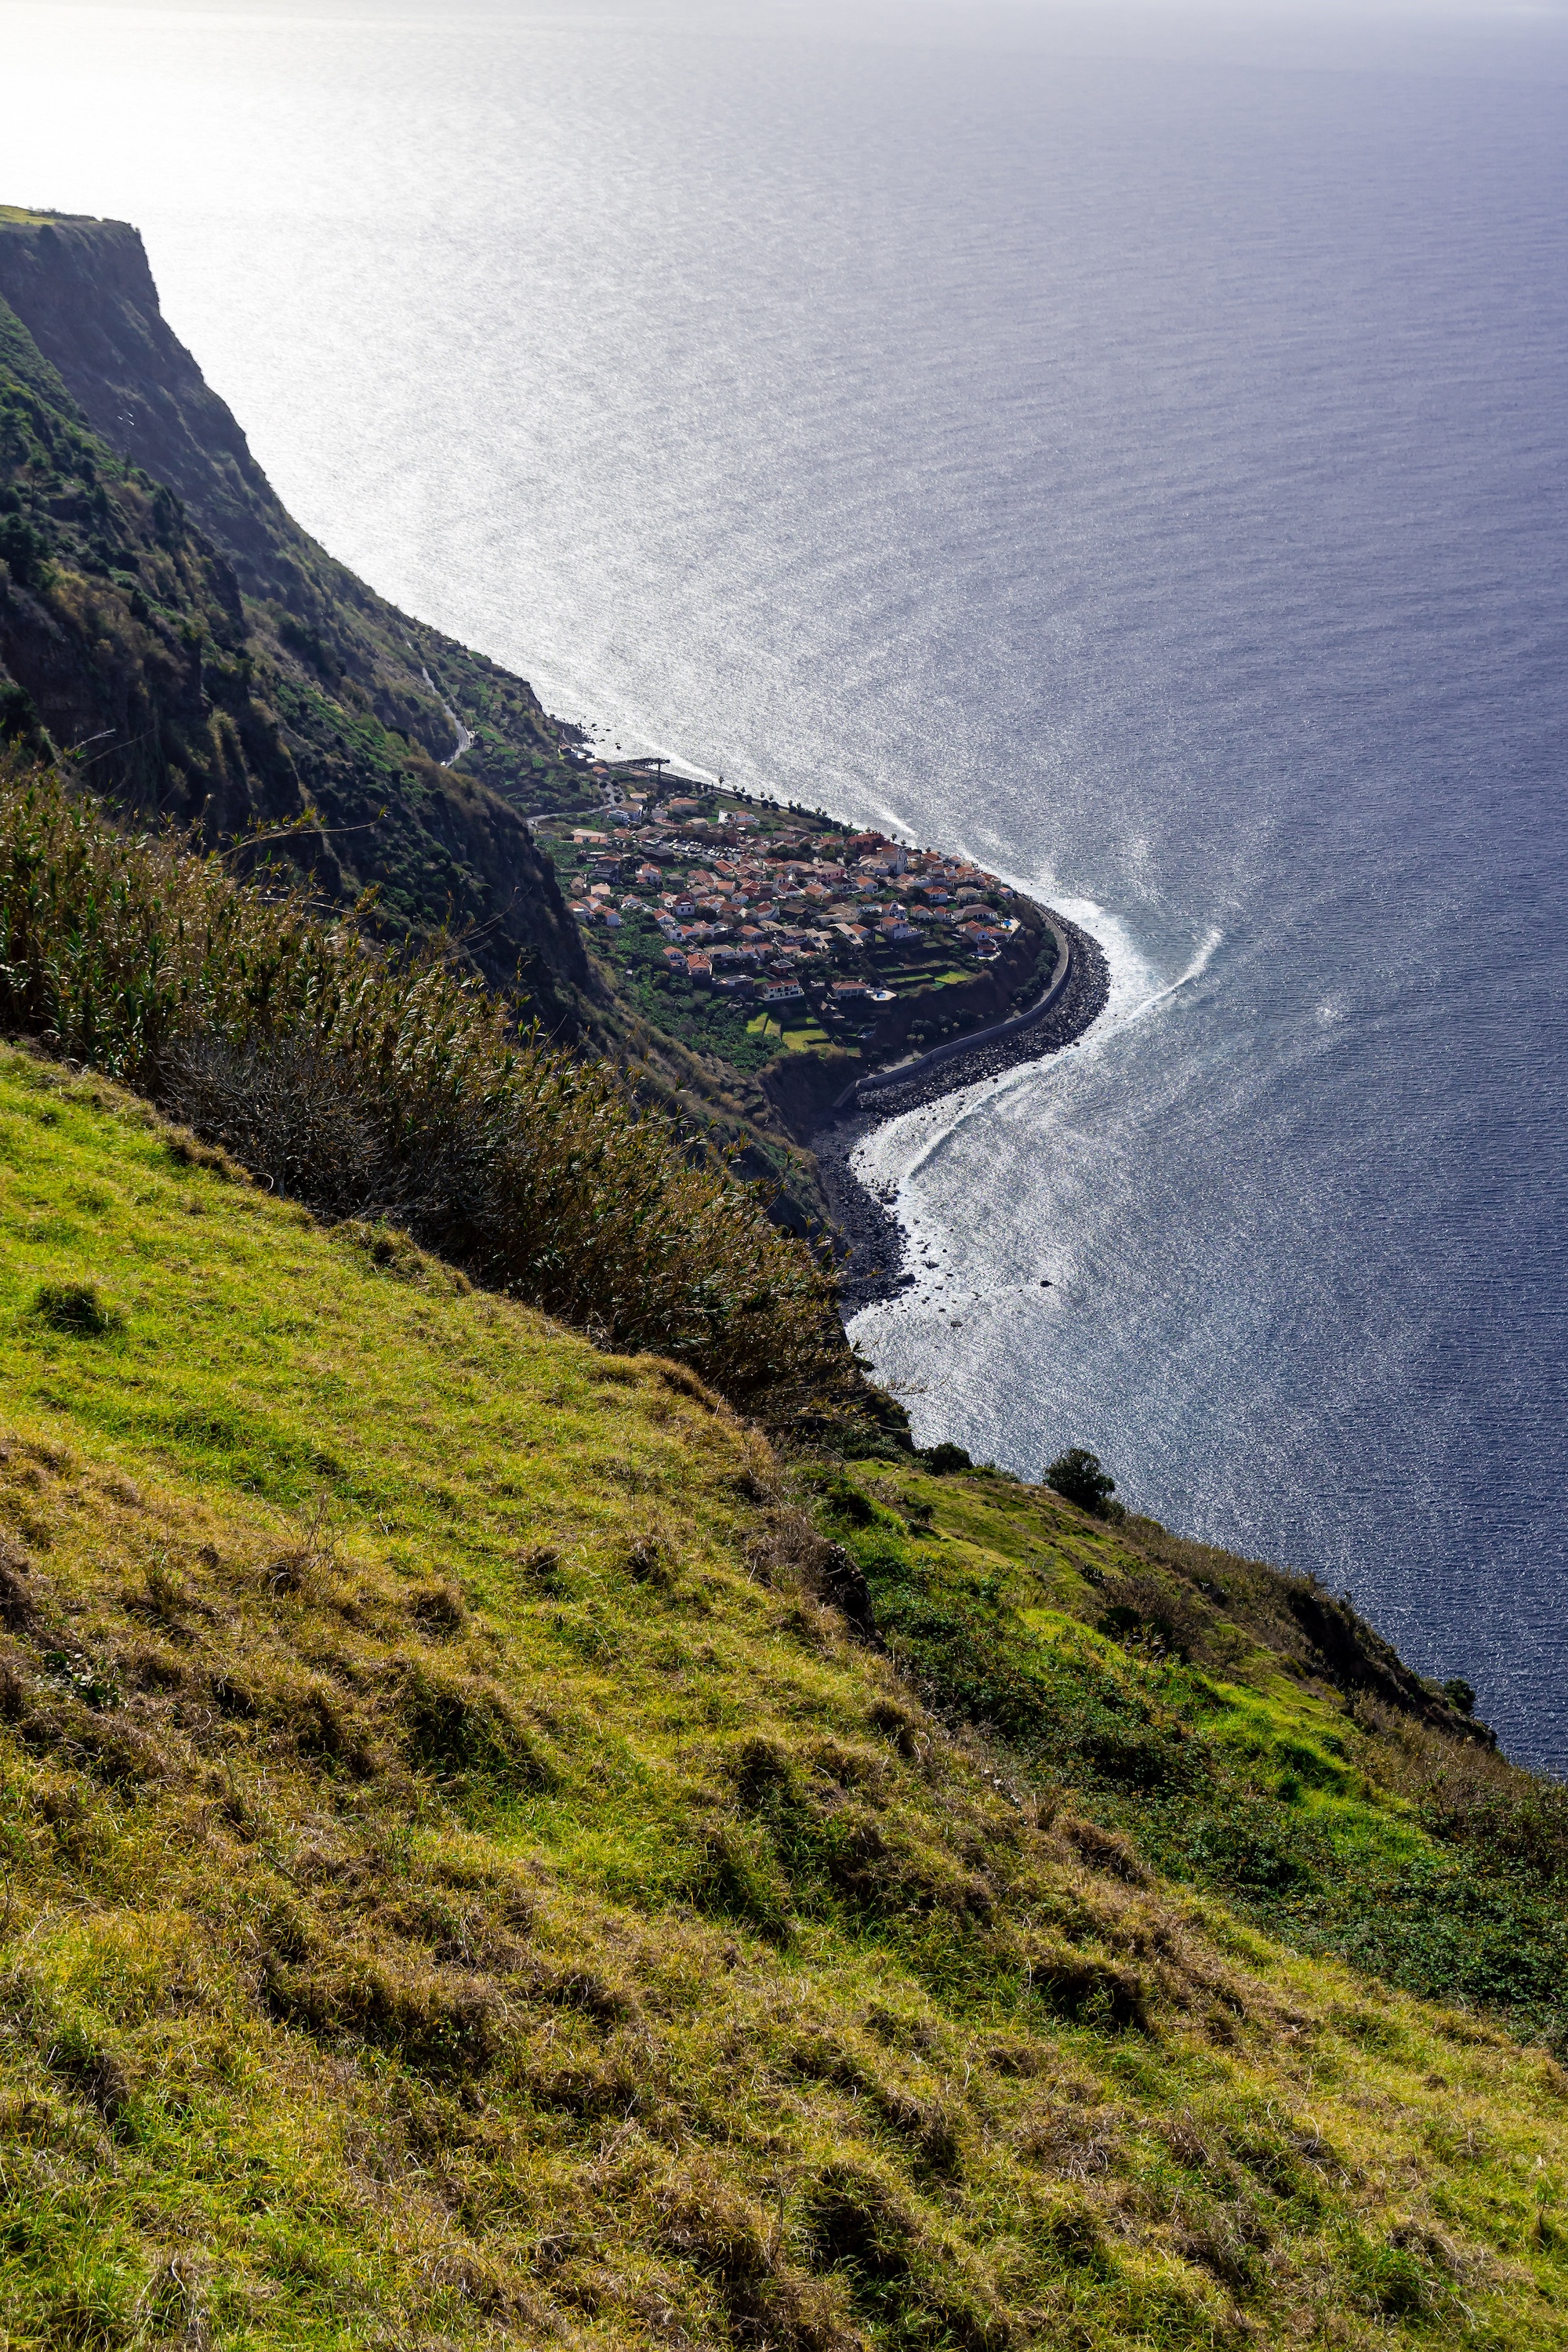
0 212 602 1019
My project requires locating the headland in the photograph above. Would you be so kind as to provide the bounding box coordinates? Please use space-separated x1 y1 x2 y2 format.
526 767 1110 1279
810 907 1110 1310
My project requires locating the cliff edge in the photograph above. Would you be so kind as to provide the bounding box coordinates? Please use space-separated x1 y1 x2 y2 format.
0 207 590 1003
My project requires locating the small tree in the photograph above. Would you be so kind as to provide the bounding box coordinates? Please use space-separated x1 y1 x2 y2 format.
1044 1446 1120 1519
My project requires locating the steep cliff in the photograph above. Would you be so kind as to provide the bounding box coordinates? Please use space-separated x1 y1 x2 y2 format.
0 206 589 1004
0 210 314 604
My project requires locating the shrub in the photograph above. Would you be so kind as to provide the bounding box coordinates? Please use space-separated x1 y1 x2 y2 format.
1044 1446 1119 1518
0 681 41 747
1094 1571 1210 1662
0 510 49 590
0 761 851 1418
805 1471 877 1529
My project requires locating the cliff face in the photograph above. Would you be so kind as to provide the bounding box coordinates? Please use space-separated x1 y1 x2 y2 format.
0 212 303 603
0 208 589 1004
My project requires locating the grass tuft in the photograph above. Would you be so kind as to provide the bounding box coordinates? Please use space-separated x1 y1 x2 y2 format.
29 1278 122 1334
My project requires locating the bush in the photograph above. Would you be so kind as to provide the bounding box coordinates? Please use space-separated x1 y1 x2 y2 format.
1094 1571 1210 1662
1044 1446 1119 1518
0 761 851 1418
0 510 49 590
30 1279 123 1335
0 681 42 747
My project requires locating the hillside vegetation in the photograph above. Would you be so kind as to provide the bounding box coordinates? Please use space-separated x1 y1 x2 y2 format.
0 213 836 1220
0 1046 1566 2351
0 760 848 1421
812 1462 1568 2051
2 201 1567 2352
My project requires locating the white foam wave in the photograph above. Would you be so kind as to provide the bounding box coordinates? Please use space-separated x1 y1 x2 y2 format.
849 905 1223 1220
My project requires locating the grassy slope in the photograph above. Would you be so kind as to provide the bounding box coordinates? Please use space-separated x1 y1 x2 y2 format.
0 1046 1565 2351
823 1465 1568 2048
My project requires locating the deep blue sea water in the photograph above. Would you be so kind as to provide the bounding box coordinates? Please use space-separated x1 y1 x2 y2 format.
5 1 1567 1763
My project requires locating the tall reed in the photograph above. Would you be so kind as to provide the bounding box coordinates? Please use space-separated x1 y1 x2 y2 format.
0 760 851 1417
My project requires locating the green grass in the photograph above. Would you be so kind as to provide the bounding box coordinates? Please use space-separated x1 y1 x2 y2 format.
822 1460 1568 2048
0 763 848 1418
0 1046 1564 2347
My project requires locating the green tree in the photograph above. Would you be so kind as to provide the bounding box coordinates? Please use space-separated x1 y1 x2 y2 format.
1044 1446 1120 1519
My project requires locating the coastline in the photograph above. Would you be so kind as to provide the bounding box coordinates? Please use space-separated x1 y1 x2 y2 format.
811 906 1110 1313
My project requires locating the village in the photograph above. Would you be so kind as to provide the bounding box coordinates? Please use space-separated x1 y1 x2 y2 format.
532 767 1053 1075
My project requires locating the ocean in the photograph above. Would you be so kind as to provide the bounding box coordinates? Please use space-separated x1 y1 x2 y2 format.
4 0 1566 1764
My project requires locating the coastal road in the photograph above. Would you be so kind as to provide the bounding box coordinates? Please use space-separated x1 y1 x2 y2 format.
838 917 1074 1109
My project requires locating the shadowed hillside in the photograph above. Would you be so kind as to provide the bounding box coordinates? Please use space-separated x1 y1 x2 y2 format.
0 207 591 1006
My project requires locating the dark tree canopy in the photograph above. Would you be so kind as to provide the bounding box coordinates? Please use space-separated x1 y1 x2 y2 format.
1045 1446 1118 1518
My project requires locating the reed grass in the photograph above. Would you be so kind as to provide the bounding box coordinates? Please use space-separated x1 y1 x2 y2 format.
0 759 848 1417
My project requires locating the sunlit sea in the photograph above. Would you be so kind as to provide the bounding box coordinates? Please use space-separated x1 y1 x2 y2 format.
5 0 1567 1763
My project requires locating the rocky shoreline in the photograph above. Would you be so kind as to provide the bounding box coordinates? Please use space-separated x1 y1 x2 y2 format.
811 909 1110 1313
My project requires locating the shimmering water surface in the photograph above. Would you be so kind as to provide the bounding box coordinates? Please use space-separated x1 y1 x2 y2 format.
5 1 1566 1762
